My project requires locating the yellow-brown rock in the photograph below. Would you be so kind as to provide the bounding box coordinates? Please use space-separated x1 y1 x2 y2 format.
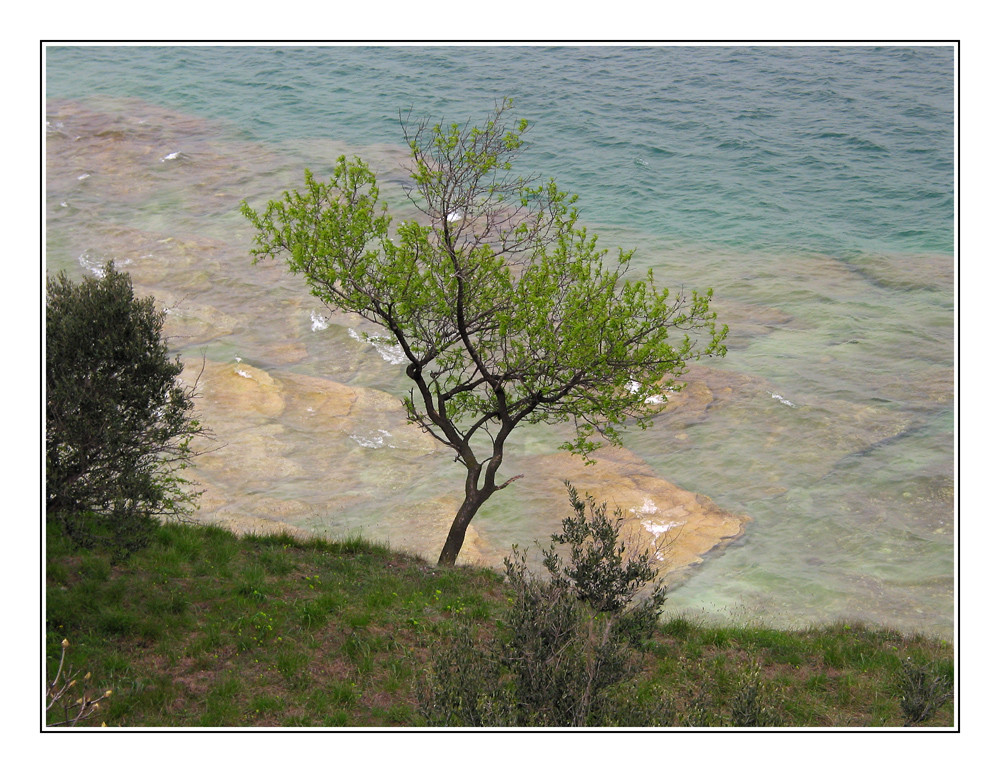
185 360 284 420
178 359 747 577
500 444 749 582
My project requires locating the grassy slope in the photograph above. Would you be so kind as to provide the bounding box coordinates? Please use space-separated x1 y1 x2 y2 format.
44 521 954 728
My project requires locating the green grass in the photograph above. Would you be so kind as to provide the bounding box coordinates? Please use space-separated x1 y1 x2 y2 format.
44 521 954 728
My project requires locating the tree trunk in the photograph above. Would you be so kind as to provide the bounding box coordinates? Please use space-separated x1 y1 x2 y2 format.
437 489 490 566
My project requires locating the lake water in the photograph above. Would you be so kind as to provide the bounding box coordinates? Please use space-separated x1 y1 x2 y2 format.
44 45 955 638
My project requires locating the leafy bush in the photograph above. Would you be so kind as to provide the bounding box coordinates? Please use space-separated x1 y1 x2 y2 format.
417 623 508 726
419 485 671 727
543 482 668 644
46 262 208 556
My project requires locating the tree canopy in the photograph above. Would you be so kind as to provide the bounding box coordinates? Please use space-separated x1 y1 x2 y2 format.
46 262 207 555
242 99 727 565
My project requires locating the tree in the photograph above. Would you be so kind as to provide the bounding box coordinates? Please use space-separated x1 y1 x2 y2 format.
242 98 727 566
46 262 207 555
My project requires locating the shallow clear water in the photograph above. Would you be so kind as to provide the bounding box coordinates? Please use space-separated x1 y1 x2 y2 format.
45 45 954 638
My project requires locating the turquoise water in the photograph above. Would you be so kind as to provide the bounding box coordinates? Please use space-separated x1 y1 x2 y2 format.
47 45 954 255
45 45 954 637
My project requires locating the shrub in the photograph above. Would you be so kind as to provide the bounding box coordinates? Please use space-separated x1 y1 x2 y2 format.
417 623 508 726
543 482 668 645
46 262 208 556
419 485 670 727
500 547 645 726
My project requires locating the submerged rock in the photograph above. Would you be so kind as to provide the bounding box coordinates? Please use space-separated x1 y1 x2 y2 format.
501 444 750 582
179 358 748 575
188 360 285 421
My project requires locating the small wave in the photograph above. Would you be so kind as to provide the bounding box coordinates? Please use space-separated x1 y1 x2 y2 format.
349 429 395 449
348 328 406 365
715 137 762 153
160 151 182 162
641 519 680 536
631 498 659 516
814 131 889 154
78 253 131 276
770 392 796 408
735 107 778 121
845 136 889 154
310 310 329 331
639 516 681 562
78 254 103 275
628 380 667 405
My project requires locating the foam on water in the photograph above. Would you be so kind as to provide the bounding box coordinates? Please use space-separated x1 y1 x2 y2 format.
349 429 395 449
348 328 407 365
77 252 131 276
632 497 660 516
310 311 329 331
